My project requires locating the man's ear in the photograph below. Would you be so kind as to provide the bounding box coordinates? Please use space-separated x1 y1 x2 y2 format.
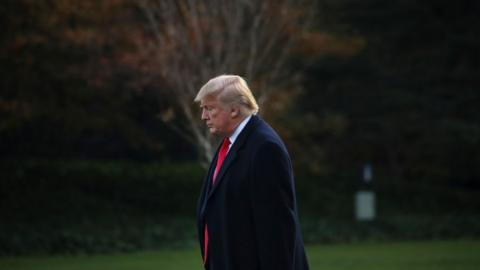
230 107 239 118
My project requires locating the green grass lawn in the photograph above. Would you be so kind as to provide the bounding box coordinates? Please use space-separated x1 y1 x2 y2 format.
1 240 478 270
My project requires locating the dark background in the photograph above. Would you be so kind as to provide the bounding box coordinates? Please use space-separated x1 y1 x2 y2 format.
1 0 479 255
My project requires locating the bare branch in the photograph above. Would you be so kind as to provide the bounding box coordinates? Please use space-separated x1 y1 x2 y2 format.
136 0 316 164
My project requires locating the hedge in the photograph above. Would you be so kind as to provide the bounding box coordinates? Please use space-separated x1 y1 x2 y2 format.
1 159 479 255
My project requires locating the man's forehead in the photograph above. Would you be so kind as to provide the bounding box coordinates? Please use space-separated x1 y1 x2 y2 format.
200 95 217 106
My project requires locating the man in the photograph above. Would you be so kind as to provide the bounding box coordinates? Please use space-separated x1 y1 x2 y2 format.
195 75 309 270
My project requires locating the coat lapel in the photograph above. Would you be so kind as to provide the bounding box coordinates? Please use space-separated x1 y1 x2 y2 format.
198 143 220 219
200 115 259 216
206 148 237 199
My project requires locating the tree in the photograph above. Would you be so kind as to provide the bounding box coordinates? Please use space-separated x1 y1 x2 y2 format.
0 0 169 159
295 0 480 188
136 0 316 164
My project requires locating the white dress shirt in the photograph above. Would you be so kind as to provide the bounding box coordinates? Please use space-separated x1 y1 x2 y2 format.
228 115 252 151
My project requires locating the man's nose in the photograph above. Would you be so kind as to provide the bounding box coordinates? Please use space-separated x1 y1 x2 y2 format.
201 109 208 120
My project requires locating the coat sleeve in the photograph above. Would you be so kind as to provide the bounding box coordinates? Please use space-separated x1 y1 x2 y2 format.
250 141 297 270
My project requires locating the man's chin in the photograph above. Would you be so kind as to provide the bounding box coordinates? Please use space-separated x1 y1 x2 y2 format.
209 128 223 136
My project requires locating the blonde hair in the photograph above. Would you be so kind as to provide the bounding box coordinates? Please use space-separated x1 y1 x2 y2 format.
194 75 259 115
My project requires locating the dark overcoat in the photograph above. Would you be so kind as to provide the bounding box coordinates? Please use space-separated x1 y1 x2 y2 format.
196 115 309 270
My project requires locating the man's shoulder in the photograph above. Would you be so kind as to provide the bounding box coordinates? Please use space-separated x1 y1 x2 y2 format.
249 117 286 149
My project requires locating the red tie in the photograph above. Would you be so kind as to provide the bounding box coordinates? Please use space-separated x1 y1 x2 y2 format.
204 138 231 265
213 138 231 182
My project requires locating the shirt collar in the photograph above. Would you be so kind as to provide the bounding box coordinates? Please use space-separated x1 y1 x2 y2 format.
228 115 252 148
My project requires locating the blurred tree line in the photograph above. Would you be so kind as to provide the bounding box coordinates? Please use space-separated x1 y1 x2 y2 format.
2 0 478 187
1 0 480 255
289 0 480 190
0 0 320 163
1 0 185 161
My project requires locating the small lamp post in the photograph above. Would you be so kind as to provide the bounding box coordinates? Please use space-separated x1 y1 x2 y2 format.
355 163 376 221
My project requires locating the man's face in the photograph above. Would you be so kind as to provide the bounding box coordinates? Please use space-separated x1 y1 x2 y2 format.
200 95 233 137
